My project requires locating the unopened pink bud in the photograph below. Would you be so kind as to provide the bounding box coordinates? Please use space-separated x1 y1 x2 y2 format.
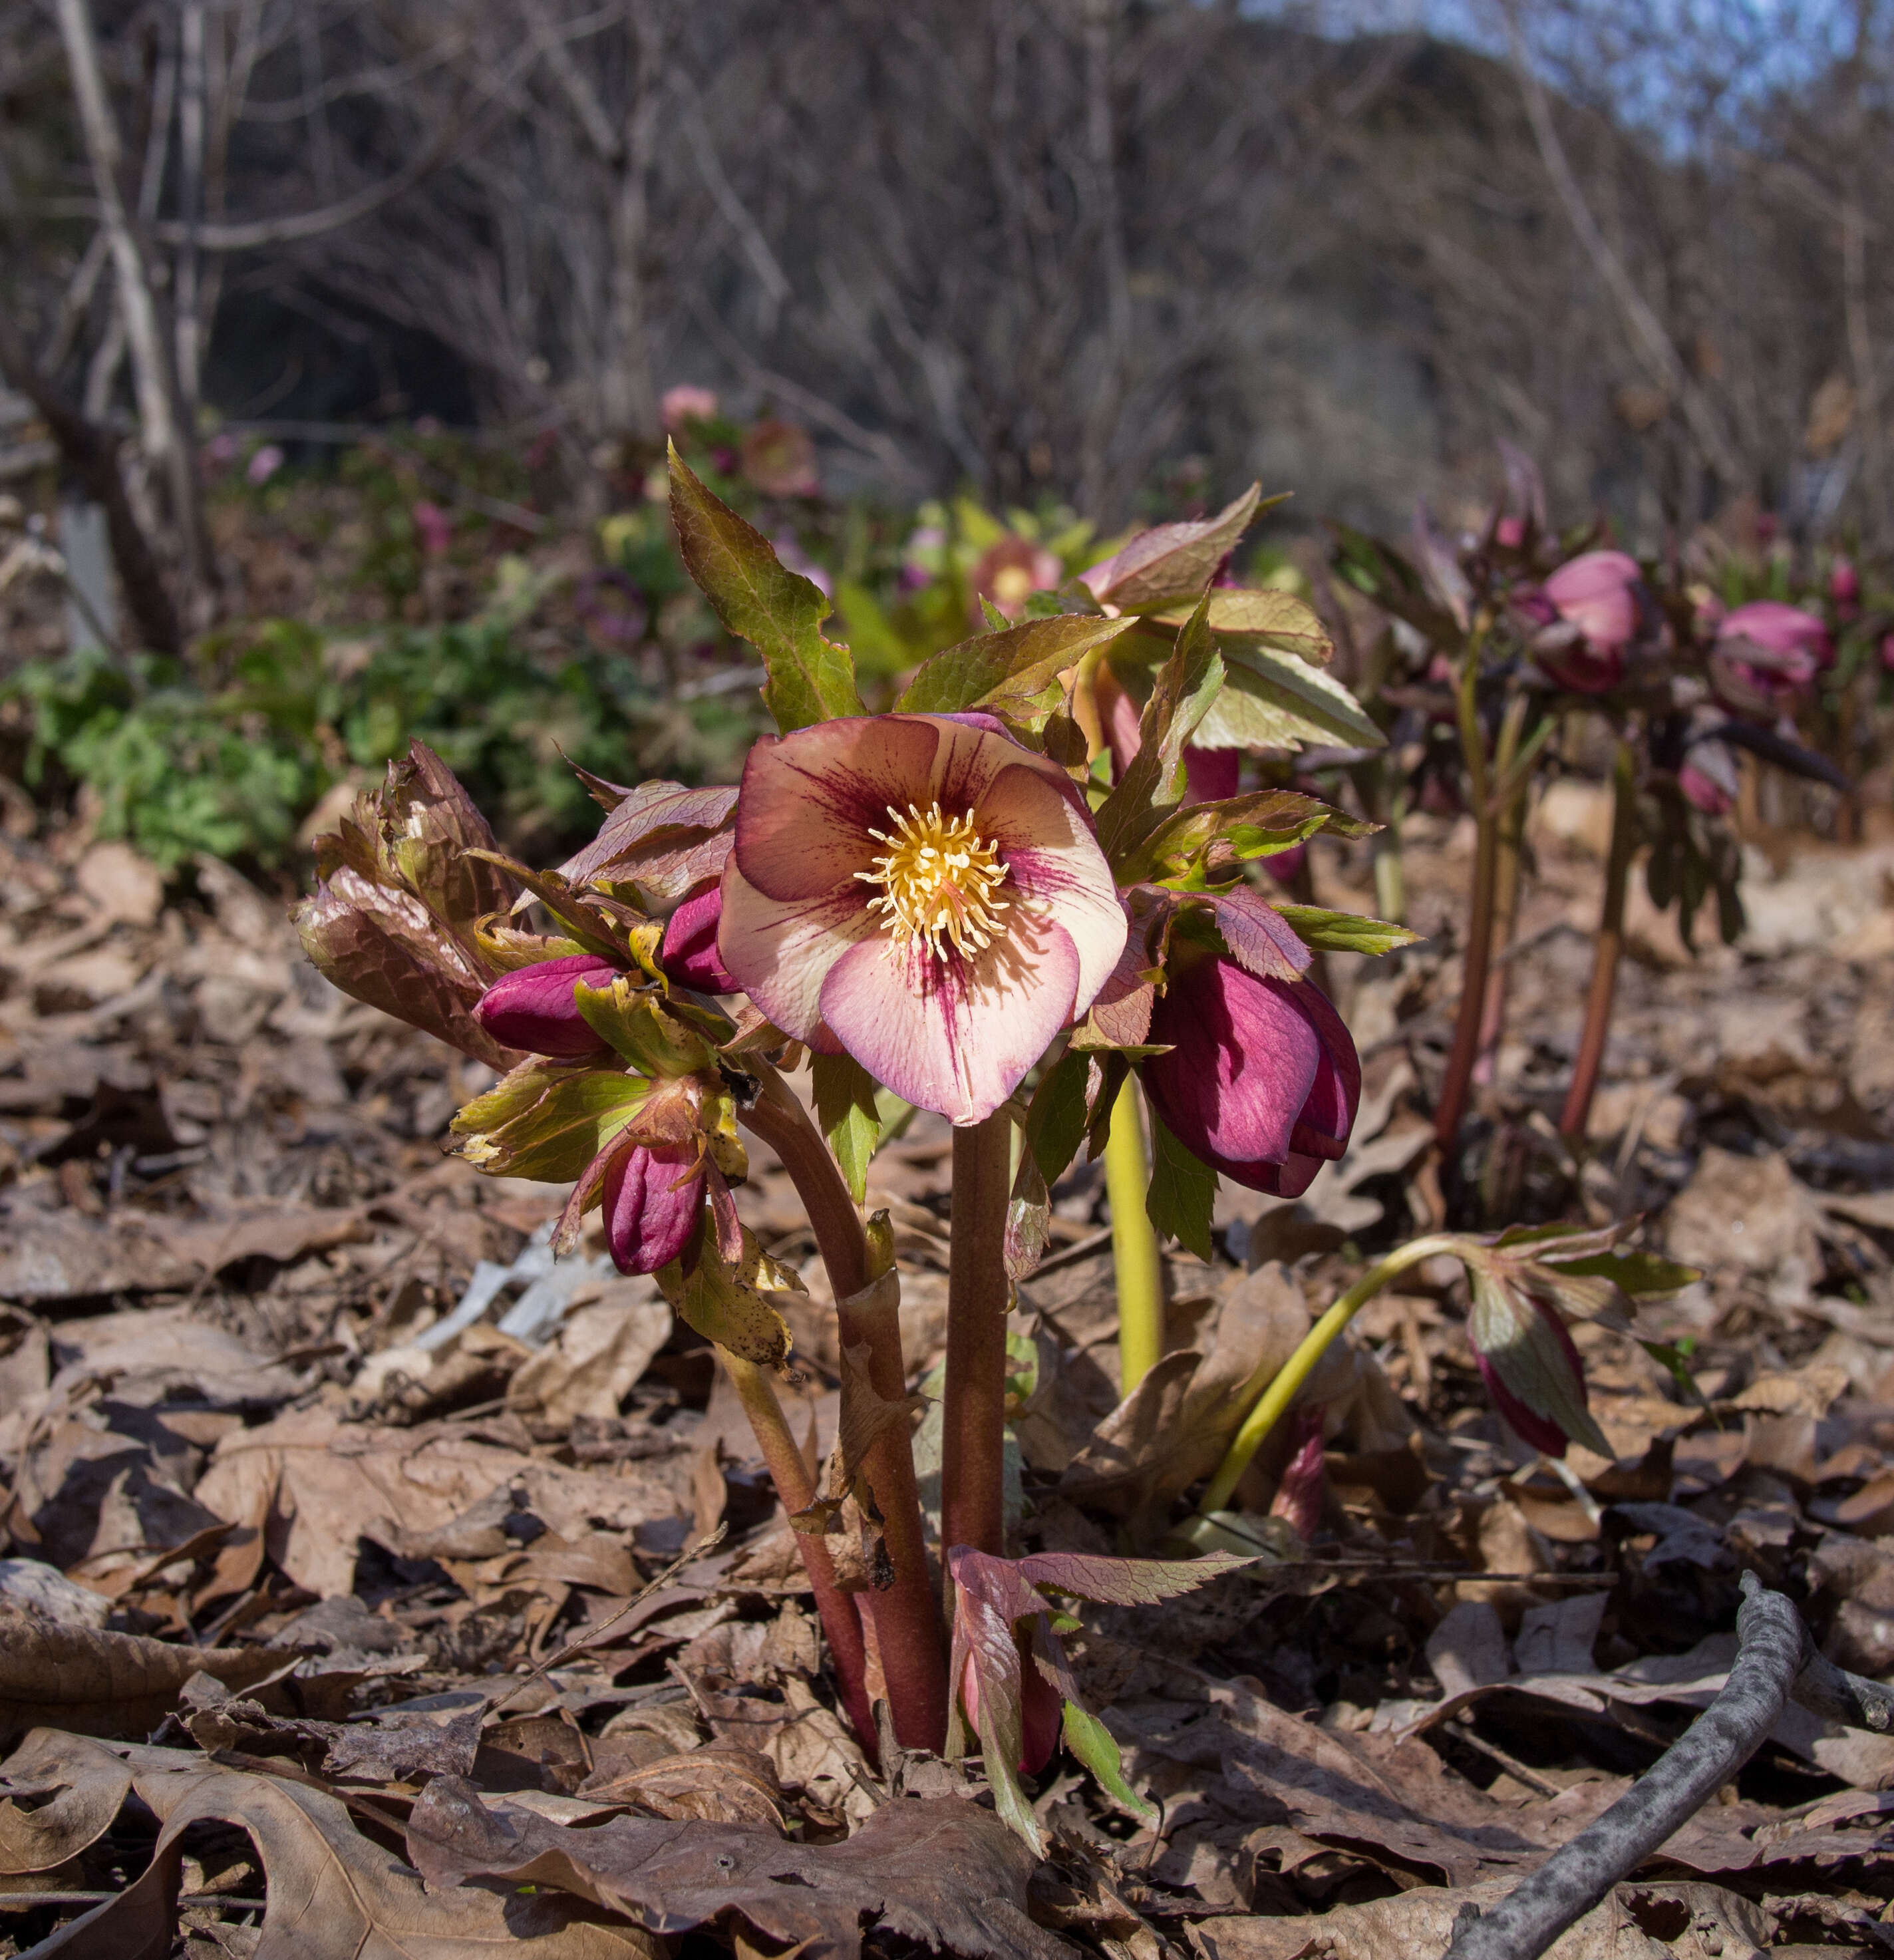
1267 1408 1327 1542
474 954 621 1058
603 1139 705 1275
663 884 738 993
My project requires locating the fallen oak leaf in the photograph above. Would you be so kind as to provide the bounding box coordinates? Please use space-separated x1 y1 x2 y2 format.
0 1728 131 1874
0 1617 282 1744
406 1778 1078 1960
25 1755 652 1960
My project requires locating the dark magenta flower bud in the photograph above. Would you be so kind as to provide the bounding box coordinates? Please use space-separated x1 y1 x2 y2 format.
662 884 738 993
473 953 621 1058
1468 1287 1599 1460
603 1139 705 1275
1266 1408 1327 1542
1142 951 1359 1199
1831 556 1860 614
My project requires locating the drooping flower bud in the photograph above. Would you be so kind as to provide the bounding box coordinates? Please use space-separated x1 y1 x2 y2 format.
1679 735 1739 816
1142 950 1359 1198
601 1137 705 1275
1830 557 1859 615
1465 1264 1609 1459
1267 1408 1327 1543
661 884 738 993
473 954 622 1059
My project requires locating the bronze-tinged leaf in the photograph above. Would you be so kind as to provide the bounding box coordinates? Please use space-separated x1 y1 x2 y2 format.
1080 485 1265 610
1149 585 1334 664
406 1777 1078 1960
896 614 1134 717
669 444 862 733
556 780 738 902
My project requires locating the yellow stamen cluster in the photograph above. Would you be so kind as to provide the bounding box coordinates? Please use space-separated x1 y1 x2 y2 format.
856 801 1010 963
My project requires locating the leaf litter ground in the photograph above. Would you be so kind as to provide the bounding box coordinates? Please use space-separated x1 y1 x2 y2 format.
0 803 1891 1958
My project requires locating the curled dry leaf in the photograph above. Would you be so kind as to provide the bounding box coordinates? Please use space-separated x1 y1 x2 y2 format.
407 1779 1079 1960
580 1742 788 1830
0 1728 131 1874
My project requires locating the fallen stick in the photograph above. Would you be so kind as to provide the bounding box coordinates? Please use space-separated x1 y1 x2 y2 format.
1444 1571 1887 1960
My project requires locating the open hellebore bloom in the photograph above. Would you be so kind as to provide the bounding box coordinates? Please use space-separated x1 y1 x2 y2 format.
1142 947 1360 1198
1712 600 1830 714
716 714 1126 1125
473 954 623 1059
1520 550 1641 692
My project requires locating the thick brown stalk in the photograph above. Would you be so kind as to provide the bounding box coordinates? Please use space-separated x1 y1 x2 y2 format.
738 1064 948 1752
941 1112 1012 1561
1559 740 1638 1146
719 1349 876 1754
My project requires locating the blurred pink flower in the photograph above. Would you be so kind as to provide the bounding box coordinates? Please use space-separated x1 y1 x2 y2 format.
1679 736 1739 817
1881 632 1894 676
1711 599 1829 713
661 384 720 432
474 954 621 1059
716 713 1125 1125
1830 556 1860 616
969 536 1061 624
412 500 452 558
1521 549 1641 692
741 418 819 497
1142 949 1359 1198
247 444 284 486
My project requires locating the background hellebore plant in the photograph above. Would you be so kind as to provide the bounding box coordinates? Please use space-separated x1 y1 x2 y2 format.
294 445 1418 1841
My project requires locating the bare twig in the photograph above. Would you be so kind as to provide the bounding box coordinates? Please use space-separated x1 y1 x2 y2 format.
1443 1574 1854 1960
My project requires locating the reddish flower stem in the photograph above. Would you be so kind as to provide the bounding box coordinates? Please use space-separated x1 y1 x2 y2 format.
738 1064 949 1752
718 1349 876 1755
1559 738 1638 1146
941 1111 1012 1561
1474 778 1528 1086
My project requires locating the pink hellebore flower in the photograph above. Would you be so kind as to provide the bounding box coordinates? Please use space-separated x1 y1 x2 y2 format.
661 885 738 993
247 444 284 486
1142 950 1360 1198
474 954 621 1059
412 500 453 559
1523 550 1641 692
1712 600 1830 713
716 715 1126 1126
661 384 720 431
600 1137 704 1276
1831 557 1860 617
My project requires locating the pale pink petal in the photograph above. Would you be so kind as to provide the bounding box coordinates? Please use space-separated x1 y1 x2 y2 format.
973 763 1125 1013
819 912 1080 1126
717 858 878 1041
921 712 1084 819
732 717 939 902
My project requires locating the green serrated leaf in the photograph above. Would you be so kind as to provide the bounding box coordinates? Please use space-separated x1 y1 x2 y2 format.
1060 1701 1155 1820
655 1226 795 1365
1195 642 1385 752
897 613 1136 717
1117 788 1368 888
1149 587 1333 665
1082 485 1267 610
1024 1049 1094 1189
451 1065 651 1181
1145 1105 1216 1261
1094 596 1223 869
668 444 862 733
812 1051 881 1205
574 982 715 1078
1272 903 1420 956
1545 1249 1702 1297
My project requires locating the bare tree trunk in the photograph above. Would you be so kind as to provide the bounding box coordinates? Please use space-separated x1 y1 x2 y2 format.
53 0 207 613
601 0 667 438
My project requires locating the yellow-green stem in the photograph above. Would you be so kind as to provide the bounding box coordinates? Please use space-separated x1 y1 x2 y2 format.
1104 1074 1165 1393
1197 1235 1461 1514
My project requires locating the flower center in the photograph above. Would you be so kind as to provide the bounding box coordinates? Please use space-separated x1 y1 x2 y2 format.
856 801 1010 963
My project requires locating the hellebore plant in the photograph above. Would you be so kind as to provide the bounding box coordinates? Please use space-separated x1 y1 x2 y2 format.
293 447 1403 1841
1332 444 1856 1188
